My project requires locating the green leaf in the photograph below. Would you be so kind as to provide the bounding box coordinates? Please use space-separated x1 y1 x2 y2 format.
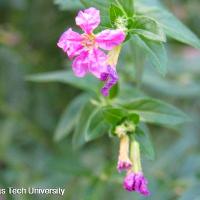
135 125 155 160
135 0 200 48
102 106 127 125
85 108 109 141
130 16 166 42
54 94 90 142
143 72 200 98
130 36 167 75
116 0 134 16
116 83 145 103
152 9 200 49
131 29 165 42
72 100 95 149
128 113 140 125
109 83 119 99
121 98 189 126
109 3 124 25
26 70 99 93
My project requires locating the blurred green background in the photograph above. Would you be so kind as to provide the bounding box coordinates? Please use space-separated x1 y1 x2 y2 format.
0 0 200 199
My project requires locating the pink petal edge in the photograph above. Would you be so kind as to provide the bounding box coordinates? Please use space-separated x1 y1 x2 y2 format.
57 28 83 59
75 7 100 34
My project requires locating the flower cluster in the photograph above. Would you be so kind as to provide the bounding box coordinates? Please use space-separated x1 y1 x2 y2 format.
57 7 125 96
115 125 150 196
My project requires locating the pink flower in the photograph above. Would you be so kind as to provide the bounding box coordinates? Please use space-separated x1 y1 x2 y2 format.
123 172 150 196
57 7 125 95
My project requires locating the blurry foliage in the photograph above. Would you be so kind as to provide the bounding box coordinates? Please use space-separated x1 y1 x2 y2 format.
54 0 82 10
0 0 200 200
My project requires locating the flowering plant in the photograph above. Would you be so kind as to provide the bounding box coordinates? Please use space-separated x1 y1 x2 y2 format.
28 0 200 198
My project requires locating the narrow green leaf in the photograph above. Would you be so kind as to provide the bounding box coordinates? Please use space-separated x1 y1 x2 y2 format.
54 94 90 142
85 108 109 141
144 39 167 75
128 113 140 125
131 29 165 42
109 83 119 99
72 100 95 149
26 70 99 93
135 125 155 160
143 73 200 98
116 83 145 103
102 106 127 125
131 36 167 75
116 0 134 16
135 0 200 48
109 3 124 25
152 9 200 49
121 98 189 126
130 16 166 42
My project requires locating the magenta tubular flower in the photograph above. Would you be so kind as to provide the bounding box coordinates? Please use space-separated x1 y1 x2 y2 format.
123 172 150 196
57 7 125 95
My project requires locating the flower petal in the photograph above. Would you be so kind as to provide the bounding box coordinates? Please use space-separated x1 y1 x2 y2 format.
117 160 132 173
72 51 89 77
123 172 135 192
87 48 107 78
57 28 83 59
96 29 125 50
75 7 100 34
100 65 118 96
